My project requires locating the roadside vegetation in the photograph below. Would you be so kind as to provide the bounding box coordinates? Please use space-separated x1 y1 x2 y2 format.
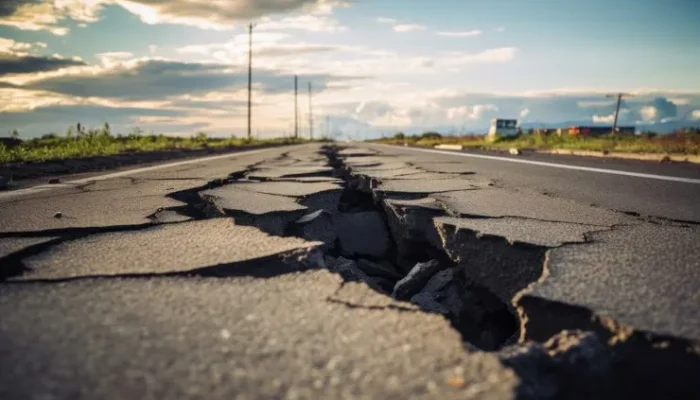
0 124 317 163
374 129 700 155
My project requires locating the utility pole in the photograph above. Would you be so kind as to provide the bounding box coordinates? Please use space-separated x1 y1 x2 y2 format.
294 75 298 139
308 82 313 140
605 92 632 134
247 22 254 140
326 115 330 139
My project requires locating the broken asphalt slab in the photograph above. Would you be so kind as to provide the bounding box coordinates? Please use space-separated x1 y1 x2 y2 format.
0 182 189 233
520 223 700 343
376 178 492 195
201 186 308 215
0 270 518 400
0 237 59 259
434 188 632 226
435 216 602 248
231 181 343 198
12 219 322 281
246 166 334 180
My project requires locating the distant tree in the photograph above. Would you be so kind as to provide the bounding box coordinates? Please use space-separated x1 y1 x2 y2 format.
394 132 405 140
420 131 442 140
11 129 19 139
41 133 58 140
103 122 111 135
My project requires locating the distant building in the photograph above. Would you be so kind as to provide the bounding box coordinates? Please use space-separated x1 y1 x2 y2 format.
488 119 518 140
566 126 635 136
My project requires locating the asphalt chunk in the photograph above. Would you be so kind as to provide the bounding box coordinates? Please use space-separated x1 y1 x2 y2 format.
201 186 307 215
232 181 343 198
377 178 490 194
0 273 518 400
15 219 321 281
434 188 631 226
522 223 700 343
247 166 334 180
435 216 600 247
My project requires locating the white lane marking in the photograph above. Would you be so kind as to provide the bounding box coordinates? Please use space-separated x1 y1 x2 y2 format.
372 144 700 184
0 147 282 201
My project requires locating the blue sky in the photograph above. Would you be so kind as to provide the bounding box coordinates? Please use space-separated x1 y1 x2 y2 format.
1 0 699 138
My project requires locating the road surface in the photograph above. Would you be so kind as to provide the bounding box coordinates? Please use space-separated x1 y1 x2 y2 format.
1 143 698 399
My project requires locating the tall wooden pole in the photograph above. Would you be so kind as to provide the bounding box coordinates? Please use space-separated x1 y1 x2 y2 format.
294 75 298 139
308 82 313 140
606 92 632 134
612 93 622 134
247 22 253 140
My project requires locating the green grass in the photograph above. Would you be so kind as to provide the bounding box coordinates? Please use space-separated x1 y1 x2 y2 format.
375 131 700 155
1 125 318 163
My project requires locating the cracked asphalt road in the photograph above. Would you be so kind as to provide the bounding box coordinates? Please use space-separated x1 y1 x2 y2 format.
1 143 699 399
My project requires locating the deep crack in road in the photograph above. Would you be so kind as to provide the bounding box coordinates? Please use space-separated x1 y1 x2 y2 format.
1 143 699 399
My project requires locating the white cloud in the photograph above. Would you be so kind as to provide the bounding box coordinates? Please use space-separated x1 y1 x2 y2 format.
290 46 519 79
0 88 80 112
175 33 346 69
592 114 615 123
117 0 346 30
577 100 615 107
394 24 425 32
97 52 134 59
0 0 103 35
496 26 505 32
0 0 344 34
439 47 518 67
0 38 30 54
640 105 657 121
257 14 346 32
669 97 690 105
447 104 498 120
690 110 700 120
376 17 397 24
96 52 135 68
437 30 482 37
0 39 86 76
